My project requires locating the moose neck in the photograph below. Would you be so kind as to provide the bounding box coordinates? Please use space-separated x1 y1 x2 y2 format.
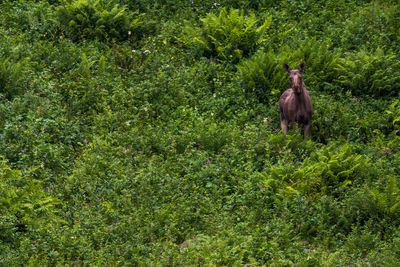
293 84 308 106
293 83 312 114
292 82 305 97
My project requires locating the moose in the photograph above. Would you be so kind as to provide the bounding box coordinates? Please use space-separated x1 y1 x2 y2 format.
279 63 313 138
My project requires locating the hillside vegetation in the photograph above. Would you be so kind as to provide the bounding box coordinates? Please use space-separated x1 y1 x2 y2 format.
1 0 400 265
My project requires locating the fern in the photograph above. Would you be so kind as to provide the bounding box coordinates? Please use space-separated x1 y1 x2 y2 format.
57 0 141 42
0 159 60 238
237 50 286 103
289 38 341 92
0 58 27 99
385 99 400 133
335 48 400 97
339 3 400 50
79 53 95 77
366 177 400 218
179 8 272 63
237 38 341 103
280 144 371 198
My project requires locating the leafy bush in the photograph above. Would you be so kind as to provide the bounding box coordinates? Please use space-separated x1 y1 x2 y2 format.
335 48 400 97
339 3 400 50
0 159 60 242
1 0 400 265
344 176 400 230
237 50 286 103
0 1 58 39
56 0 143 42
277 144 372 199
385 99 400 135
264 132 318 166
0 58 28 99
237 38 342 103
289 39 341 92
368 176 400 219
369 100 400 158
312 94 388 143
179 8 272 63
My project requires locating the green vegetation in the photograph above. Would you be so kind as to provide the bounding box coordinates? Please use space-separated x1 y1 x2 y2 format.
180 7 272 63
0 0 400 265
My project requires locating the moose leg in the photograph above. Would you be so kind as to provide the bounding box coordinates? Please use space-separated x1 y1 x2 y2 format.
303 122 312 139
280 120 289 135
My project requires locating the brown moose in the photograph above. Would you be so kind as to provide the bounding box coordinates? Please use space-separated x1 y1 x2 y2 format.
279 63 313 138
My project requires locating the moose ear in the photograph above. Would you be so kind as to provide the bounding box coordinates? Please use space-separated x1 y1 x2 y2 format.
282 63 290 73
299 62 306 73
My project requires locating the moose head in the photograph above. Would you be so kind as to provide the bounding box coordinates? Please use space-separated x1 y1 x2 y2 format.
283 63 305 94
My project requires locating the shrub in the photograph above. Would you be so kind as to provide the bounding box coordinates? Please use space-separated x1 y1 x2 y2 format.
170 233 250 265
271 39 342 93
289 39 341 92
278 144 372 199
339 3 400 50
312 95 388 143
264 132 318 166
385 99 400 135
335 48 400 97
179 8 272 63
237 50 286 104
0 159 60 242
0 1 58 39
56 0 142 42
344 176 400 228
0 58 27 99
366 231 400 266
1 0 400 265
58 73 110 117
368 177 400 219
369 99 400 157
237 38 341 103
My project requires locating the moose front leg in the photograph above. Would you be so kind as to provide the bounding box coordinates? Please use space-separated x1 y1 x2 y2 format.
280 119 289 135
303 122 312 139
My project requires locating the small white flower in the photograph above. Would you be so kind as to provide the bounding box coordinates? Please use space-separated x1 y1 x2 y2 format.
143 50 151 55
132 49 137 53
128 31 131 35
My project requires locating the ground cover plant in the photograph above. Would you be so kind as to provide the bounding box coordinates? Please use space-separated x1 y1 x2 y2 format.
0 0 400 265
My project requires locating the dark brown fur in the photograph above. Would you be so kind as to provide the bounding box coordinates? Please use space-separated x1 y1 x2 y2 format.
279 63 313 138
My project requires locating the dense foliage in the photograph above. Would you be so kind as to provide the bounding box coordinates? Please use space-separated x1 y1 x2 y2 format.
1 0 400 265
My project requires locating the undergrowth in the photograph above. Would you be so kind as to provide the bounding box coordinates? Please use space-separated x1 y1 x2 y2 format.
0 0 399 265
